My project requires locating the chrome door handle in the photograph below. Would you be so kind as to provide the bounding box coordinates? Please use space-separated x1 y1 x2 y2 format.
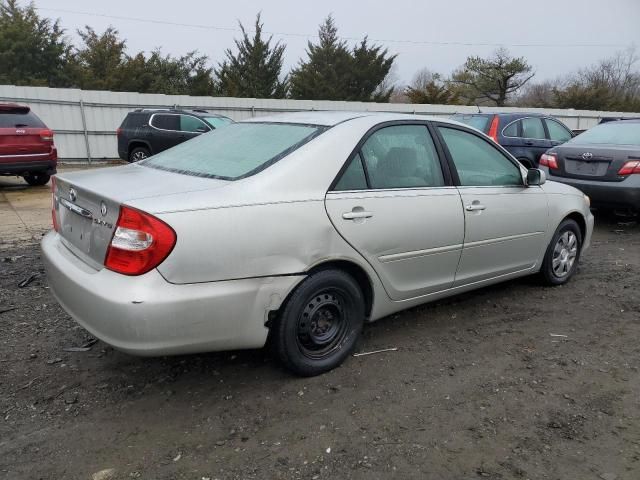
465 204 486 212
342 211 373 220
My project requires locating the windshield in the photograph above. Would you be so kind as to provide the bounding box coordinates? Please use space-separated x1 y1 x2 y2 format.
204 116 233 128
141 122 326 180
450 114 492 132
570 122 640 146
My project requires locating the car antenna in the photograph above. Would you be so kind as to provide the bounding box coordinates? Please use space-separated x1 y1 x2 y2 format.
475 103 482 113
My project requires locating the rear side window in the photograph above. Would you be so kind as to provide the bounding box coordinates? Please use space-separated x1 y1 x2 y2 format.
439 127 522 187
503 120 519 137
180 115 209 133
151 114 180 131
333 153 368 191
141 122 326 180
360 125 445 189
0 111 46 128
521 118 546 139
545 119 572 142
450 114 491 132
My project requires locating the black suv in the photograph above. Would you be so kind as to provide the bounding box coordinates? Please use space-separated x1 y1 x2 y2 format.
450 112 574 168
117 109 232 162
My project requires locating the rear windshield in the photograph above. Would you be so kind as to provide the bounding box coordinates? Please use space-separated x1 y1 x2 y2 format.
0 111 46 128
140 122 326 180
569 122 640 146
204 116 233 128
450 114 492 132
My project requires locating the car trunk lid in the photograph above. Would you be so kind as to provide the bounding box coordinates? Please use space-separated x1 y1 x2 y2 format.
552 144 640 182
0 127 51 156
53 164 230 268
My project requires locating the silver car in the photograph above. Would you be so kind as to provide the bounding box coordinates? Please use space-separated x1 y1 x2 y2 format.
42 112 594 376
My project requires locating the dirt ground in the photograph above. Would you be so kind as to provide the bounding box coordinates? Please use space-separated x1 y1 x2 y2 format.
1 181 639 479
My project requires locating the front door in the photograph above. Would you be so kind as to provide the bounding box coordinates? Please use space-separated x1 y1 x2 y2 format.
436 125 549 286
325 124 465 301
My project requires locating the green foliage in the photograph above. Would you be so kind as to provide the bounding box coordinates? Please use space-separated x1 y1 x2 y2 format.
0 0 72 87
216 14 287 98
405 70 461 105
289 16 396 102
452 48 534 106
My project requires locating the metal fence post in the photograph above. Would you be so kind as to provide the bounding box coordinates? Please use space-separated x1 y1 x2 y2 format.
79 99 92 164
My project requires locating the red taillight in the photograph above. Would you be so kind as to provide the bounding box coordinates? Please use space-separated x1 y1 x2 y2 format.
105 206 176 276
540 153 559 169
51 176 59 232
487 115 499 143
116 128 122 137
40 129 54 142
618 160 640 176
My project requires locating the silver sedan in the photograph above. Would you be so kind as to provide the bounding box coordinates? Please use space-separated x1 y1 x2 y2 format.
42 112 594 376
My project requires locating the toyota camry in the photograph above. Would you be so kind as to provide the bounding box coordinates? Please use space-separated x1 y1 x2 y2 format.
42 112 594 376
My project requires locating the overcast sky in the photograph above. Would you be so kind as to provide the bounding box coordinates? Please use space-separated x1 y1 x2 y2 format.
34 0 640 86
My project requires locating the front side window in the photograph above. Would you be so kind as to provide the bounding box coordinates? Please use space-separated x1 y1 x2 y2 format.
439 127 523 187
141 122 325 180
521 117 546 139
151 114 180 131
360 125 445 189
180 115 209 133
545 119 573 142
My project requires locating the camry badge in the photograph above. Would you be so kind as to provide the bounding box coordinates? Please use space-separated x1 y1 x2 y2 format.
582 152 593 160
69 188 77 202
100 201 108 217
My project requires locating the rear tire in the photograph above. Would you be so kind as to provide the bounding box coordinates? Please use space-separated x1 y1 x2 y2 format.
128 146 150 163
23 173 50 186
539 219 582 286
273 269 365 376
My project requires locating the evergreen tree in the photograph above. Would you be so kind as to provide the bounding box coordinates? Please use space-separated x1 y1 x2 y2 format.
452 48 534 106
405 69 461 104
216 14 287 98
289 16 395 102
0 0 72 87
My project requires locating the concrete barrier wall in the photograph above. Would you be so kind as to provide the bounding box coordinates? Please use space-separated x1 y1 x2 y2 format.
1 84 638 161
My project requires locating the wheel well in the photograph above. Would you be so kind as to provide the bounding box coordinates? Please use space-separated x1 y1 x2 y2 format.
517 157 533 169
128 141 150 155
565 212 586 241
308 260 374 318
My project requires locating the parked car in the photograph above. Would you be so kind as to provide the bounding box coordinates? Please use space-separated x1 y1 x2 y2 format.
43 112 593 376
450 112 574 168
0 103 57 186
539 119 640 212
117 108 233 162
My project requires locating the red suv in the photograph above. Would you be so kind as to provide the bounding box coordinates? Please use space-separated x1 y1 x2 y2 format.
0 104 57 186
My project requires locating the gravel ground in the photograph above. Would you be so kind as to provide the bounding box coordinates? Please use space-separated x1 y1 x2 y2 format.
0 214 639 480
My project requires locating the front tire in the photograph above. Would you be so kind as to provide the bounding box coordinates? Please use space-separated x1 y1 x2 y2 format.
540 219 582 285
273 269 365 376
23 173 50 186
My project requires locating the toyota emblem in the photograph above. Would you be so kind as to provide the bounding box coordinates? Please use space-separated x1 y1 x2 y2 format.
582 152 593 160
69 188 77 202
100 201 108 217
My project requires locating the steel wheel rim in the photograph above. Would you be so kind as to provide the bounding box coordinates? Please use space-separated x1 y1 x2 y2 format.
552 231 577 278
296 289 350 360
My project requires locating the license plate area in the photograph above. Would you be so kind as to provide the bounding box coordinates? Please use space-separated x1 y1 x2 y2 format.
59 200 94 254
565 159 609 177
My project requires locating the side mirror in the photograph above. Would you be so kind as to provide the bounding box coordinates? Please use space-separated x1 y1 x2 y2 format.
527 168 546 186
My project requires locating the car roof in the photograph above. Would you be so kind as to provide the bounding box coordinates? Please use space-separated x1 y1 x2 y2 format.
131 108 229 118
241 111 463 127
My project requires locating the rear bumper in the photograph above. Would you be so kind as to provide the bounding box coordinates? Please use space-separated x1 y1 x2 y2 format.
0 152 57 176
41 231 303 356
543 168 640 209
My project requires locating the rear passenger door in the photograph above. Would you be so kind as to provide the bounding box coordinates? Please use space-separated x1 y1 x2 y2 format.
436 125 549 286
502 117 551 167
149 113 182 153
325 123 465 301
